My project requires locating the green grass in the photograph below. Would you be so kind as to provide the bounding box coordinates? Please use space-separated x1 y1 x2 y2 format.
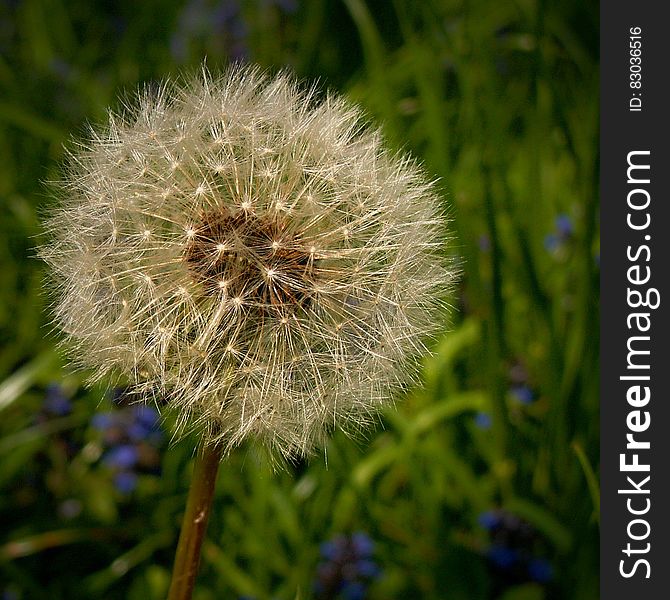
0 1 598 598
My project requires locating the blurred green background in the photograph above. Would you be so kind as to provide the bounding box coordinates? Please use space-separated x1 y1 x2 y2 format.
0 0 599 598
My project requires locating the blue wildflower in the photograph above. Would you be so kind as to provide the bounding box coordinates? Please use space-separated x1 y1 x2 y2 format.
511 385 534 405
127 405 163 443
133 405 160 429
103 444 139 469
351 532 374 557
474 412 492 430
478 510 501 530
480 509 554 588
545 213 574 255
314 532 381 599
555 214 574 238
543 233 559 252
321 536 346 561
356 560 380 578
43 383 71 416
340 581 365 600
528 558 553 582
92 395 164 495
91 412 115 430
113 471 138 494
487 545 518 569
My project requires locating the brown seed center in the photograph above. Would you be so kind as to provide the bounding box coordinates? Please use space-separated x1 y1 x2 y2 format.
183 208 315 310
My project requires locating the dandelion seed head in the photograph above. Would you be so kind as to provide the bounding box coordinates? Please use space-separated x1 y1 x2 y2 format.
39 65 455 460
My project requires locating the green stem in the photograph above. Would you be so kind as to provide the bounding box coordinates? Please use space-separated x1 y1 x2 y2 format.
167 441 224 600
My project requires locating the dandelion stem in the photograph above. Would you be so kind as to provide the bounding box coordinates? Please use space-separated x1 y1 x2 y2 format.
167 441 223 600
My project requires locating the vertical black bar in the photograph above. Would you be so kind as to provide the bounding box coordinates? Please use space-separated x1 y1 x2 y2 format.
601 3 670 599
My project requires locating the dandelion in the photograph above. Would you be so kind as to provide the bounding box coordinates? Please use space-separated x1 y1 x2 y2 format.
40 65 452 459
39 64 453 598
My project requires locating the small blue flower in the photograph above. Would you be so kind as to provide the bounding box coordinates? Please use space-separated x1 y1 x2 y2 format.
511 385 534 405
341 581 366 600
111 387 128 405
478 510 500 530
545 213 574 255
91 412 116 430
320 536 346 561
44 383 71 416
474 412 492 429
103 445 139 469
351 532 374 557
113 471 138 494
543 233 559 252
356 559 380 578
528 558 553 583
133 405 160 428
314 532 381 599
555 214 573 238
127 422 148 442
487 544 518 569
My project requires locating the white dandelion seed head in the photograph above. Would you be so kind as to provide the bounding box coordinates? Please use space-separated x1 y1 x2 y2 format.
39 65 456 460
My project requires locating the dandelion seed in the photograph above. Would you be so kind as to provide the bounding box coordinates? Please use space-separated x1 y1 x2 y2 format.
39 65 455 460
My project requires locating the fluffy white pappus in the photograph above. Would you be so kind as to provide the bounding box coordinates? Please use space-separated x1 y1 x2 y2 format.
39 65 455 460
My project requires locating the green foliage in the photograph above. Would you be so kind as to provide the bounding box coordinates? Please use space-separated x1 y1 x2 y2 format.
0 0 598 598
